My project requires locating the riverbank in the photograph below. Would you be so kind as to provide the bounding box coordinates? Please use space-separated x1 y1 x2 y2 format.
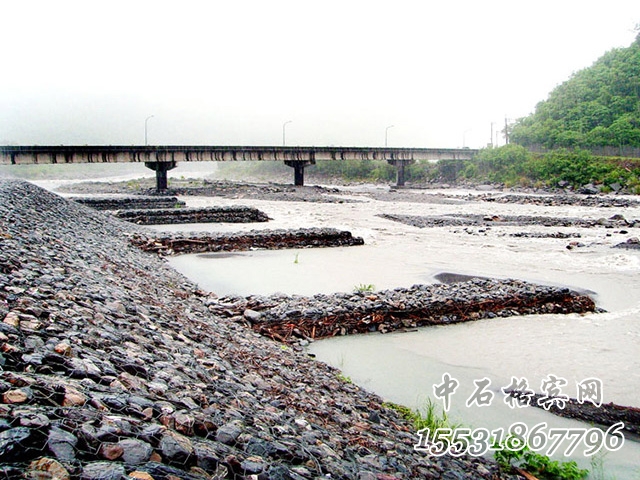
0 180 525 478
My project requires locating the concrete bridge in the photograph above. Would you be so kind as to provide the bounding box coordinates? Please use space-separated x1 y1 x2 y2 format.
0 145 478 190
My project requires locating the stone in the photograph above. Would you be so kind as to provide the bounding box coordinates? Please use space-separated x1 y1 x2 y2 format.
0 427 33 462
240 455 266 474
63 387 87 407
99 443 124 461
54 341 73 356
3 312 19 328
128 473 154 480
159 430 193 464
118 438 153 465
81 462 126 480
243 309 262 323
215 423 242 445
3 388 32 404
28 457 71 480
47 426 78 462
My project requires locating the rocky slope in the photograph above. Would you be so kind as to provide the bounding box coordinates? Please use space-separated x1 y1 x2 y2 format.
0 180 521 479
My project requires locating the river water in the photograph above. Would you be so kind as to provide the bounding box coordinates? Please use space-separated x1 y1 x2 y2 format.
27 171 640 477
149 186 640 478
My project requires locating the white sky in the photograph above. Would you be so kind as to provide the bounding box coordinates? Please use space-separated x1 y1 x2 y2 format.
1 1 639 148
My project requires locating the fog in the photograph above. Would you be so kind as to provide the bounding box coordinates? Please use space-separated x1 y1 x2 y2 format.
1 1 639 148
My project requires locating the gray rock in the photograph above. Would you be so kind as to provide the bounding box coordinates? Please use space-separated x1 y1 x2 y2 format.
159 430 193 464
243 309 262 323
118 438 153 465
215 423 242 445
48 426 78 462
81 462 126 480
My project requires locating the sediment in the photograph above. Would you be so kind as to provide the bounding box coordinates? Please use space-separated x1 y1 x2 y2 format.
113 206 271 225
0 180 524 479
208 280 598 343
131 229 365 256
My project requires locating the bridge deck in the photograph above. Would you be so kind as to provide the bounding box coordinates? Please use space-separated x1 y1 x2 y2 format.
0 145 477 189
0 145 476 165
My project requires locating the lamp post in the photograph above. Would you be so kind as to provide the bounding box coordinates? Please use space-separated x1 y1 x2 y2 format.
385 125 394 147
282 120 292 146
463 128 472 148
145 115 155 146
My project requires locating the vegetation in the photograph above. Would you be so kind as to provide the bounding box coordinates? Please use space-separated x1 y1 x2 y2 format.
458 144 640 191
510 33 640 150
383 398 461 434
494 440 588 480
353 283 376 293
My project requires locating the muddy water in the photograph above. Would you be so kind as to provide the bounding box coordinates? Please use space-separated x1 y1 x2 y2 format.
155 187 640 476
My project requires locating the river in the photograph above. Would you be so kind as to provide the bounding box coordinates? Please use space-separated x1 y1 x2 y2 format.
27 169 640 478
150 185 640 478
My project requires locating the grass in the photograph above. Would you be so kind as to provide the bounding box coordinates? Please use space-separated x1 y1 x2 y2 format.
354 283 375 293
494 440 589 479
384 397 461 433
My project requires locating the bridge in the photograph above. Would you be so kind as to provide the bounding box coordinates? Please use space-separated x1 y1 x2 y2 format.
0 145 478 190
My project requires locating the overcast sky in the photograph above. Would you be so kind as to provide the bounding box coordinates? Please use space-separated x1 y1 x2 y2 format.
1 1 639 149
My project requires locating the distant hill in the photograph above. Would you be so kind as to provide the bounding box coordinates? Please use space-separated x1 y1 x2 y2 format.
510 33 640 150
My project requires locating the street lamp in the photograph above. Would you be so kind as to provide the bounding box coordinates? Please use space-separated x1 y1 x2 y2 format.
385 125 394 147
145 115 155 146
282 120 292 146
463 128 472 148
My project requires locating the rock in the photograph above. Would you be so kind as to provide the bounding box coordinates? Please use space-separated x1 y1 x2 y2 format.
159 430 194 464
0 427 33 462
215 423 242 445
243 309 262 323
2 388 32 404
63 386 87 407
81 462 126 480
47 426 78 462
118 438 153 465
579 183 599 195
28 457 70 480
54 341 73 356
240 455 266 474
128 473 154 480
3 312 20 328
98 443 123 460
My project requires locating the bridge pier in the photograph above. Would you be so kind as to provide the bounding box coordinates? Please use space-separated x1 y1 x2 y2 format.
387 159 414 187
145 161 177 192
284 160 315 186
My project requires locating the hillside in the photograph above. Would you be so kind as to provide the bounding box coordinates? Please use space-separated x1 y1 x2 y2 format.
510 33 640 150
